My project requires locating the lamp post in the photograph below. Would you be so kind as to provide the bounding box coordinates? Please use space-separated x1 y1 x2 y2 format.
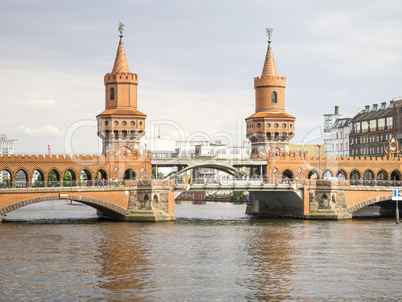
317 144 321 179
144 143 148 179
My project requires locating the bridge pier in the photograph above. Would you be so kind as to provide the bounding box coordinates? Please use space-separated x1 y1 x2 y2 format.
304 180 352 220
246 181 352 220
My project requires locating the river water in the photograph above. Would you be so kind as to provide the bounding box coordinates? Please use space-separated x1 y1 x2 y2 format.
0 201 401 301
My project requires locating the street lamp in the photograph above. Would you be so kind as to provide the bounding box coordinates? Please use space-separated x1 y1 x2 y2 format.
317 144 321 179
144 143 148 178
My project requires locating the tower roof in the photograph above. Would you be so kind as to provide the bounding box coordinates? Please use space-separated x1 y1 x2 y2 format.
112 36 130 73
261 29 278 77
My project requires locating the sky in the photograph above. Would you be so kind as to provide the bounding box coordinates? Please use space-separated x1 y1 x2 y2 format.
1 0 402 155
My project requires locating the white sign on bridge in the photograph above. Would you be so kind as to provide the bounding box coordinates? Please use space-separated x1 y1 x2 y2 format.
392 189 402 201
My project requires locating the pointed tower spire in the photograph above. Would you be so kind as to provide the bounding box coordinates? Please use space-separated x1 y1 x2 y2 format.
112 21 130 73
261 28 278 77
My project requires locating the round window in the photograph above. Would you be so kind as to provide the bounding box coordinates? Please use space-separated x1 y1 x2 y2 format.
274 123 279 128
266 123 271 128
105 121 109 126
282 123 286 128
122 121 127 126
257 123 261 128
131 121 135 126
114 121 118 126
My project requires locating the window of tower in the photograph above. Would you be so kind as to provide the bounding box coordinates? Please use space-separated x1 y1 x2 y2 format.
257 123 261 128
130 121 135 126
282 123 286 128
267 123 271 128
105 121 109 126
110 88 115 101
122 121 127 126
274 123 279 128
271 91 277 104
114 121 118 126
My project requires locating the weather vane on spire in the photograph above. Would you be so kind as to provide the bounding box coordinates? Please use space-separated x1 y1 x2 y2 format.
118 21 125 36
266 28 273 42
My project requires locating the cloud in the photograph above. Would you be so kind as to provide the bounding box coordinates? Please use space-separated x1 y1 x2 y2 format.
19 125 64 138
20 99 59 109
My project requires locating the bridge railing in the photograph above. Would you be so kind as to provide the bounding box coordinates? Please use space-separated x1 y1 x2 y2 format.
1 178 401 190
0 178 176 190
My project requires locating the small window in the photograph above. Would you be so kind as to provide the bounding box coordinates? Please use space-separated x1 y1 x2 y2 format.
122 121 127 126
267 123 271 128
114 121 118 126
110 88 115 101
257 123 261 128
274 123 279 128
282 123 286 128
271 91 277 104
105 121 109 126
131 121 135 126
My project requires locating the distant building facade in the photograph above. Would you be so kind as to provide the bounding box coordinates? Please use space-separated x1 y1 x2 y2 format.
323 106 351 158
349 101 393 157
392 97 402 147
0 133 17 182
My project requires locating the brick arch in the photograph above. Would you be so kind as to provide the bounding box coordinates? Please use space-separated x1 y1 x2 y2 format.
349 169 361 179
347 195 393 214
32 167 46 179
14 167 29 179
0 167 13 182
282 169 294 179
47 168 62 180
0 194 127 218
308 169 318 179
62 168 78 180
79 168 94 181
336 169 347 180
376 169 388 180
322 169 333 178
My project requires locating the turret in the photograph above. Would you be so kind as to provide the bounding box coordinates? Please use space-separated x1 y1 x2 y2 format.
246 28 295 157
97 22 146 156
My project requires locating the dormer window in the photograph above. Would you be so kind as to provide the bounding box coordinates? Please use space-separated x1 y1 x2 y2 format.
110 88 115 101
271 91 277 104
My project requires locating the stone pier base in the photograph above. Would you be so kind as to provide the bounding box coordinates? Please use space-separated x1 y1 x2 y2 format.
123 209 176 222
304 209 352 220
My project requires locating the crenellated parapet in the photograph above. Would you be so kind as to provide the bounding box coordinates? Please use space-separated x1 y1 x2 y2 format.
104 72 138 84
254 76 286 88
265 150 402 181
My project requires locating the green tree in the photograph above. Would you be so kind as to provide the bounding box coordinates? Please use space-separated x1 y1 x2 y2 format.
152 167 164 179
48 170 57 181
232 191 245 201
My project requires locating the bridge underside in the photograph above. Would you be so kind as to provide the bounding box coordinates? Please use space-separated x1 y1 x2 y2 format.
247 190 305 218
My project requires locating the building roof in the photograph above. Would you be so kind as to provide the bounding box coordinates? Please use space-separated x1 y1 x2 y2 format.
351 104 393 123
246 112 295 120
112 37 130 74
97 109 146 117
332 118 351 129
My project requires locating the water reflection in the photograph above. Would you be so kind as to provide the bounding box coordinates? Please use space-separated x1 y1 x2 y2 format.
0 202 401 301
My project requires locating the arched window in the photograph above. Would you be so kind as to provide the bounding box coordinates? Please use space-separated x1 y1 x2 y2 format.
271 91 277 104
110 88 115 101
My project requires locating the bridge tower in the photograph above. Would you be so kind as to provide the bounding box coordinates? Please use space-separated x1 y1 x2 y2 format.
97 23 147 156
246 28 295 158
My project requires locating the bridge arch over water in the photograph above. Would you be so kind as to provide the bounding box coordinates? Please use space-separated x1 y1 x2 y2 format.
164 163 246 179
347 194 393 214
0 194 127 219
